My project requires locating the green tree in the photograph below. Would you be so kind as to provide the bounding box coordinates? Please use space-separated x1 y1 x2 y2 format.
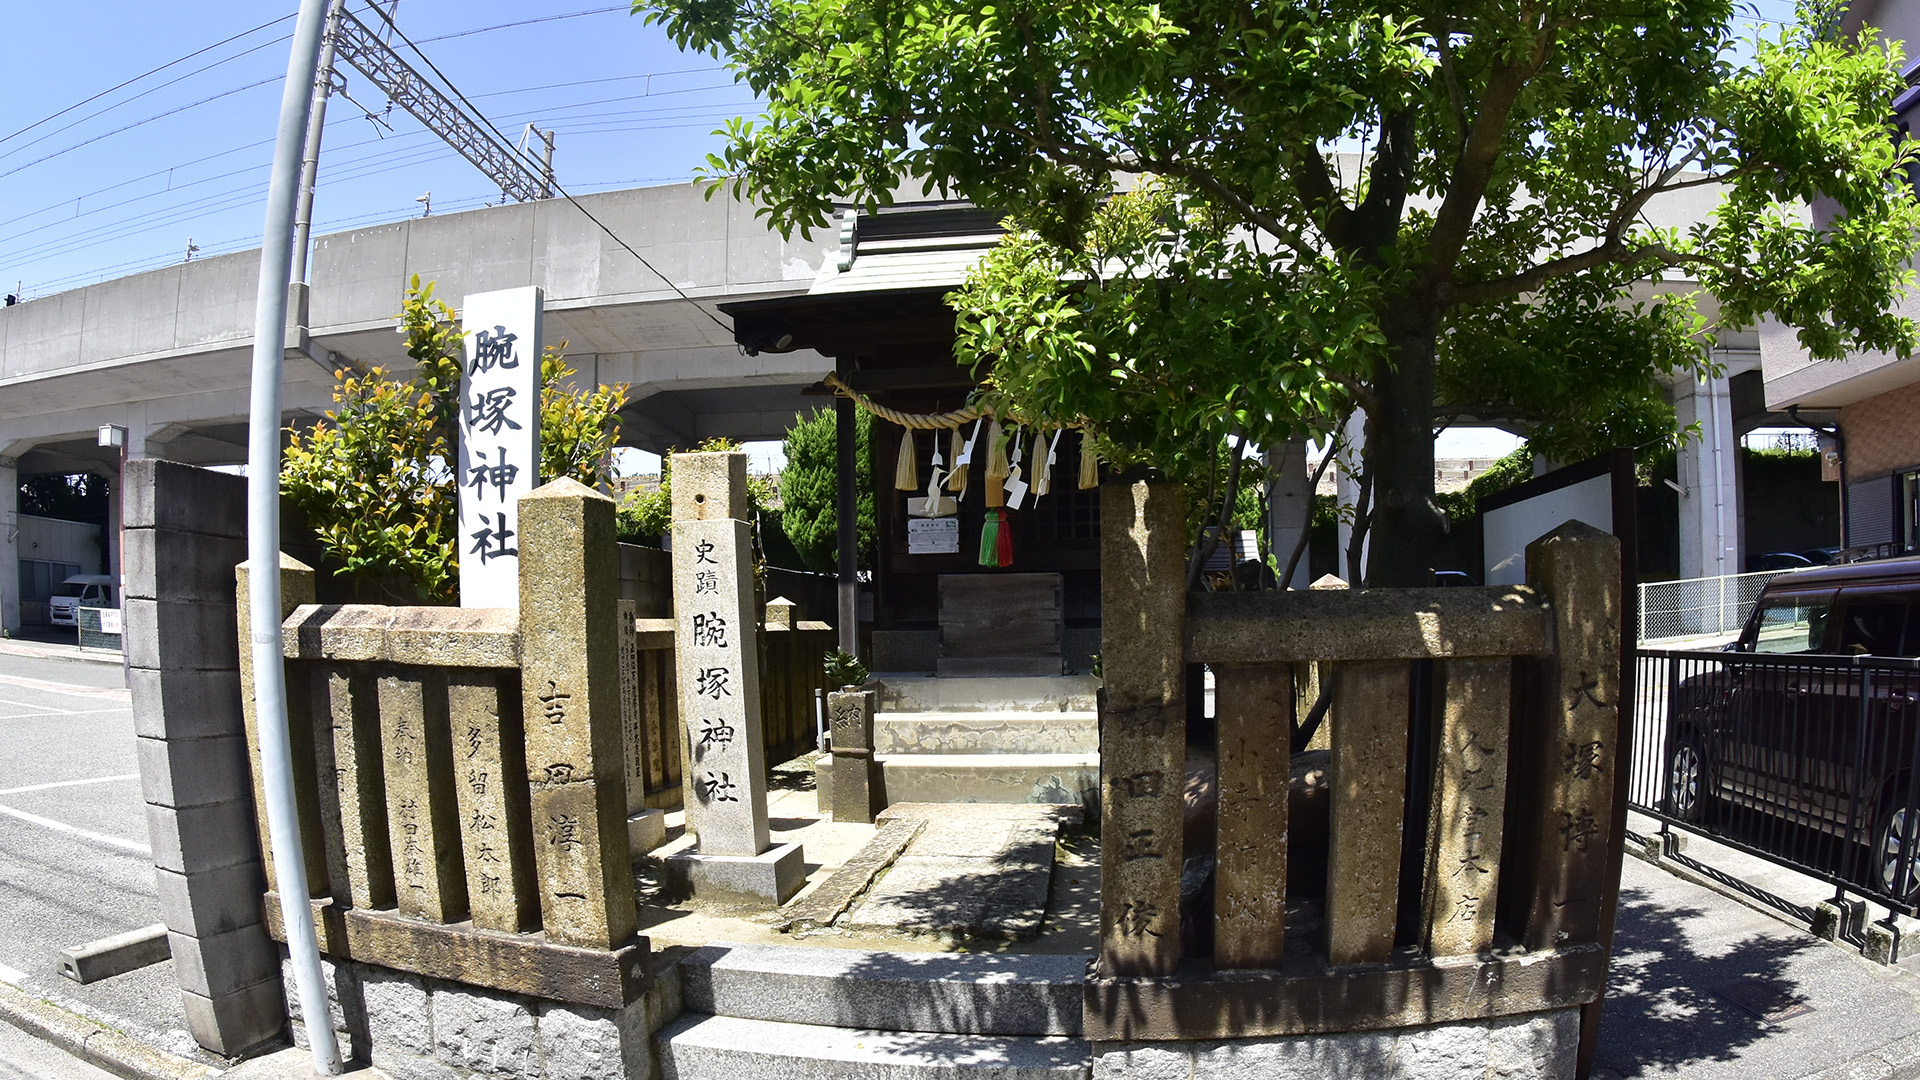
282 277 628 602
777 407 874 573
639 0 1920 584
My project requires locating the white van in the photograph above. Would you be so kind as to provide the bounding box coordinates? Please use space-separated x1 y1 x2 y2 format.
48 574 115 627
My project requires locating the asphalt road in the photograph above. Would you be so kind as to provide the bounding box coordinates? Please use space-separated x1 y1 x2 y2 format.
0 650 221 1065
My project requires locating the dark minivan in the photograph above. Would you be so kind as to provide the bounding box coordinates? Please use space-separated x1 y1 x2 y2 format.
1663 556 1920 903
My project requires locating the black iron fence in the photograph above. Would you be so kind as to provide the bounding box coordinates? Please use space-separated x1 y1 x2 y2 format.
1631 648 1920 915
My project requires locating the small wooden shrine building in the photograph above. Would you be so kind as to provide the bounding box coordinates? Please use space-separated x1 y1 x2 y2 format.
722 202 1104 676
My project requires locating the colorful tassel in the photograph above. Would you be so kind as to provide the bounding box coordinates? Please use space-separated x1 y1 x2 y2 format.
894 427 918 490
978 507 1013 567
1078 432 1100 490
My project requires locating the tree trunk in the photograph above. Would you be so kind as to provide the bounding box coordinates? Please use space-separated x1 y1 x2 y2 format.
1363 306 1445 587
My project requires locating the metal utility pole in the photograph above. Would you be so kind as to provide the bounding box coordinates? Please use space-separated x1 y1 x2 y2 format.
247 0 342 1072
290 0 345 285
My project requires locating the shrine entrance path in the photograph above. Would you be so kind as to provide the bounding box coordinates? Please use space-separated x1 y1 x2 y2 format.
636 780 1100 956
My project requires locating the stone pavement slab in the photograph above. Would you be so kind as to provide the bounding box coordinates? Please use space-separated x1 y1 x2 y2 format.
1593 856 1920 1079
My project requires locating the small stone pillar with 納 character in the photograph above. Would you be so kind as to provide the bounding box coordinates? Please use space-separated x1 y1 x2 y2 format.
663 452 806 906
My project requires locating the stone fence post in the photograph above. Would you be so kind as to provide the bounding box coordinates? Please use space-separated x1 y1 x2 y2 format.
517 477 638 949
826 688 878 823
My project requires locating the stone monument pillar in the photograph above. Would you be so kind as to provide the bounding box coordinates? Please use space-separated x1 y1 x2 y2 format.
663 452 805 906
827 688 880 824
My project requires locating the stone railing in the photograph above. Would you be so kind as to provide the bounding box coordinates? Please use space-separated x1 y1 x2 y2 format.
247 482 648 1010
1089 479 1622 1044
620 595 832 814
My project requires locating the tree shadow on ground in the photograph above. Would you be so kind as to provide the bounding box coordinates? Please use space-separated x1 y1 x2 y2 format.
1592 885 1820 1077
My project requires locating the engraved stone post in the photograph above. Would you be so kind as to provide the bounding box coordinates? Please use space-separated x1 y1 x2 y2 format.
618 600 666 855
1422 658 1511 957
663 452 804 906
827 688 879 824
378 668 467 922
448 671 538 931
313 665 394 909
1214 664 1290 969
1511 521 1622 952
517 478 639 948
1325 660 1409 966
236 556 328 894
1097 478 1187 977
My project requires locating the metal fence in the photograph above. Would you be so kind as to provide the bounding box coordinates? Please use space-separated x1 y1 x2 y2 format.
1630 648 1920 915
1636 570 1783 643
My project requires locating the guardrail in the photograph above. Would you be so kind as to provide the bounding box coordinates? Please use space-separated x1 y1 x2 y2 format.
1630 648 1920 916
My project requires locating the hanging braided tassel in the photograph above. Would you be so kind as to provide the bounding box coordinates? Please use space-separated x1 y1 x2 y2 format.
894 427 918 490
994 508 1014 566
978 506 1001 566
1078 432 1100 490
983 420 1010 485
948 424 973 494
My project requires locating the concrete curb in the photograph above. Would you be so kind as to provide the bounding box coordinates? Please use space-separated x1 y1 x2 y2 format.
0 638 127 667
0 981 218 1080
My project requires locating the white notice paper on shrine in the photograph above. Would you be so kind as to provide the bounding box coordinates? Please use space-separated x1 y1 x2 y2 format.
908 517 960 554
459 286 543 608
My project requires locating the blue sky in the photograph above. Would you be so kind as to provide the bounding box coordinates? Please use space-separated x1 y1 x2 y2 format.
0 1 1806 467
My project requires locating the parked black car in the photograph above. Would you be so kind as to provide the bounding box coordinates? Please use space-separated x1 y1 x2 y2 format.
1662 557 1920 904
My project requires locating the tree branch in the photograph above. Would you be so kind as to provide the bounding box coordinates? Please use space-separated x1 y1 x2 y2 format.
1423 14 1557 279
1444 239 1728 306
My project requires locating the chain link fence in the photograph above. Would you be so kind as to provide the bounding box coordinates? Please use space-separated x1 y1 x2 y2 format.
1637 570 1784 643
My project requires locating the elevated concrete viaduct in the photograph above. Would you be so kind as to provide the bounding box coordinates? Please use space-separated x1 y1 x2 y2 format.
0 183 839 633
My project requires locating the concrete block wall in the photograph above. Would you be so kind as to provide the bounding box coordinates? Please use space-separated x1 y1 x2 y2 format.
286 956 683 1080
125 459 287 1055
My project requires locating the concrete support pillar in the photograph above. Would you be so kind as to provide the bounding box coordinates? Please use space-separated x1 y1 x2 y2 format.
1 455 17 635
1265 439 1312 590
1674 373 1740 582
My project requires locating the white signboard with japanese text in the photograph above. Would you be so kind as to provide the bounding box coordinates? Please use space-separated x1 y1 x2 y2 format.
907 516 960 554
459 286 543 608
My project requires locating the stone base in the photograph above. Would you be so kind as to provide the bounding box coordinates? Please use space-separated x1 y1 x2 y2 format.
1091 1008 1579 1079
1866 920 1903 965
664 843 807 908
627 810 667 857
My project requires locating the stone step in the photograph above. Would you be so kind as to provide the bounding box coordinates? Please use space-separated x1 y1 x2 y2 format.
657 1014 1089 1079
819 753 1100 810
874 675 1099 714
872 711 1099 755
680 942 1087 1036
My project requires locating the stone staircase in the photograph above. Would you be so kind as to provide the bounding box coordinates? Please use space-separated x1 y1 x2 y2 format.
818 675 1101 812
656 942 1091 1079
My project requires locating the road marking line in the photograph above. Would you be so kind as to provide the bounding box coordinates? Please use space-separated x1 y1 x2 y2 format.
0 706 136 720
0 673 131 699
0 961 26 985
0 804 150 857
0 774 139 797
0 698 76 716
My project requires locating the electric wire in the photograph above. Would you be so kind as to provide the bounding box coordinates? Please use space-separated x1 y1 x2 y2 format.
0 12 293 150
360 4 738 334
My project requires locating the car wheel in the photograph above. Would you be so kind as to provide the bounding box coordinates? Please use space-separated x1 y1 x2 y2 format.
1665 738 1710 823
1874 796 1920 904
